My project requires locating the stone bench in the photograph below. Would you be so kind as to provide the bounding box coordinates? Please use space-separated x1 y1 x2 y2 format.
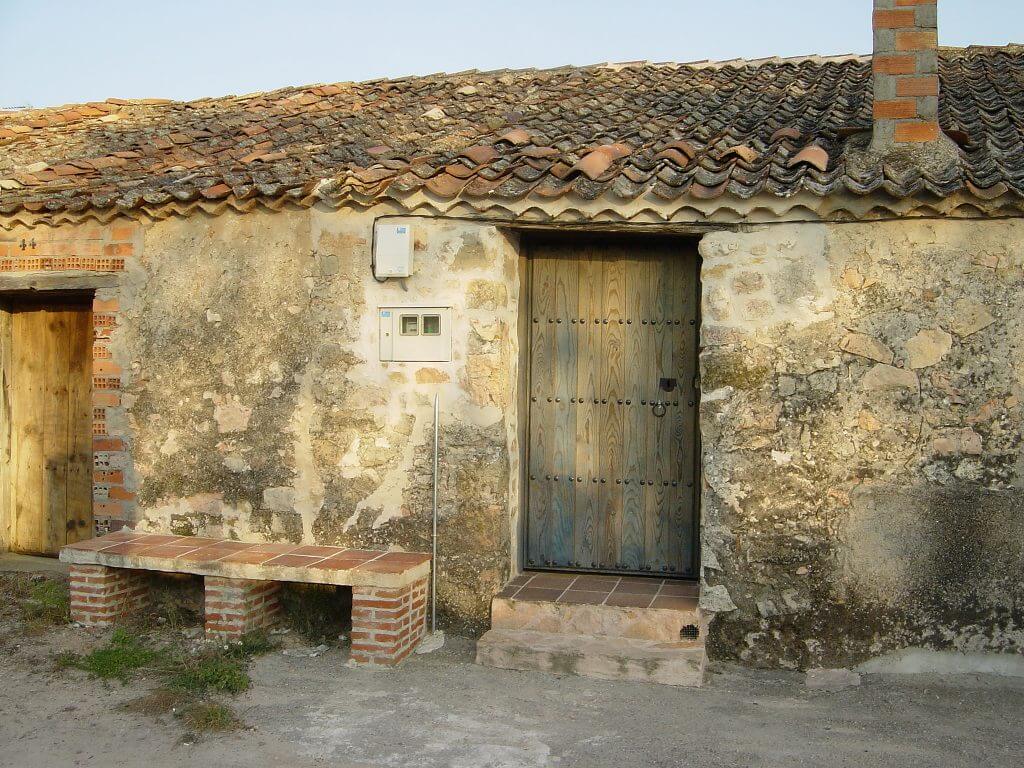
59 531 431 666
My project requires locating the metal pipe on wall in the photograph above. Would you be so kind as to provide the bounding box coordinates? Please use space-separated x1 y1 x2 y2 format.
432 391 439 634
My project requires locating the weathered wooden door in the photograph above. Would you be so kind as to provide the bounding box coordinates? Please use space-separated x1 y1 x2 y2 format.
1 295 93 555
525 236 700 577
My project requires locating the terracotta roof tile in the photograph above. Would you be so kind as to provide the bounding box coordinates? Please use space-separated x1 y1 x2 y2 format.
497 128 532 146
200 182 232 199
788 144 831 172
770 126 803 143
459 144 499 164
1 47 1023 216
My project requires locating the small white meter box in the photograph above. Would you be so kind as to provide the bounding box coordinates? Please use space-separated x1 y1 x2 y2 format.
379 307 452 362
373 222 414 278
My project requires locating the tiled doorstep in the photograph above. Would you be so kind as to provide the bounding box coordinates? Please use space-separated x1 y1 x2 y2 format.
481 571 706 686
497 571 699 610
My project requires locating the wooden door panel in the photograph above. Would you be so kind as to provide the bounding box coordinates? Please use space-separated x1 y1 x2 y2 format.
620 250 646 570
526 238 699 576
549 255 578 566
640 254 662 569
527 256 556 566
598 252 625 569
573 256 602 568
11 305 47 553
5 297 93 555
66 308 95 544
42 308 72 551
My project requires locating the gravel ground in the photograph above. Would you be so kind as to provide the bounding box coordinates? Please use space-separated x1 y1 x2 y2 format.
2 625 1023 768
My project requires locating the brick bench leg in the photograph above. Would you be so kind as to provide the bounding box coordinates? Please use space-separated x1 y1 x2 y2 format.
204 577 282 639
69 564 149 628
350 577 428 666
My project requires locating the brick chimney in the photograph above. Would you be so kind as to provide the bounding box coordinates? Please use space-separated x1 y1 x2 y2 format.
870 0 941 151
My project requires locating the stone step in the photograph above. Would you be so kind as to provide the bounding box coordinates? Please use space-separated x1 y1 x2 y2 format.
476 628 706 687
491 596 702 643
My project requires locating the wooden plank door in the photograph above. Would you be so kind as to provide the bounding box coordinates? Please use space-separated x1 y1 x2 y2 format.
2 295 93 555
525 236 700 577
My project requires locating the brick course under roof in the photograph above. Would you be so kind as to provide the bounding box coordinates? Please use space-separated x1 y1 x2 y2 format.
0 46 1022 217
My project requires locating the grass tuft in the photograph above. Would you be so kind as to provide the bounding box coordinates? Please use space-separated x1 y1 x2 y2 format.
222 630 278 660
21 578 70 633
169 654 250 695
122 687 185 716
178 701 242 732
59 629 164 682
45 579 283 737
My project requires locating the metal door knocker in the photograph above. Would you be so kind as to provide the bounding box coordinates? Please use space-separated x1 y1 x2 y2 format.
652 401 667 417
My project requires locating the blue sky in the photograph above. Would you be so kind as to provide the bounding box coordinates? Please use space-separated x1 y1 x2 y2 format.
2 0 1021 108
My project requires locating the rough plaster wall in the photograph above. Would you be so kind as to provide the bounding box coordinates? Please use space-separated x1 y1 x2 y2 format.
698 219 1024 668
123 207 519 633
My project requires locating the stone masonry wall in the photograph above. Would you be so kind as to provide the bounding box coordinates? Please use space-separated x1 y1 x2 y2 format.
114 206 519 634
6 205 1022 661
698 218 1024 668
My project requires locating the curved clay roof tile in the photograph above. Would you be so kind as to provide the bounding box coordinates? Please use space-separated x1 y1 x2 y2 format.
459 144 499 165
425 172 467 197
653 148 694 167
443 162 478 179
690 180 729 199
200 183 231 199
965 180 1009 199
570 143 632 181
770 127 803 143
497 128 532 146
658 139 699 160
787 144 830 172
519 145 560 159
719 145 759 164
352 167 396 184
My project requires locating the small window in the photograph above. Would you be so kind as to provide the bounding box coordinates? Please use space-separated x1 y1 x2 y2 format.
422 314 441 336
400 315 419 335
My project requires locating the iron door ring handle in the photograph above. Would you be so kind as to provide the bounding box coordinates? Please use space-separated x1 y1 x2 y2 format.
652 401 667 417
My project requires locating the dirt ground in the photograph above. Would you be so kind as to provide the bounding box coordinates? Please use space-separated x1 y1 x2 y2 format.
1 570 1023 768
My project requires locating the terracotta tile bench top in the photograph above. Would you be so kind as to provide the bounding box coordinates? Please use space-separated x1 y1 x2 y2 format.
59 531 431 589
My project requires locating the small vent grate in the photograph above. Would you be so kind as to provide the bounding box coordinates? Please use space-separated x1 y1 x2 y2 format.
680 624 700 640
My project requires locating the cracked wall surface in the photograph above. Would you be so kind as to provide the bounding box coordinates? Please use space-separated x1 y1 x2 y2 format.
698 218 1024 667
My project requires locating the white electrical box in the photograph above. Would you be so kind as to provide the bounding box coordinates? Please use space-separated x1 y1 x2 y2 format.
379 307 452 362
373 222 414 278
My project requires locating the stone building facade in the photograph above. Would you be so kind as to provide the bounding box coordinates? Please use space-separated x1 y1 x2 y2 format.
1 2 1022 667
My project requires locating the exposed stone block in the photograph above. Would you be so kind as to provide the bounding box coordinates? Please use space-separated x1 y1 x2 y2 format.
904 327 952 369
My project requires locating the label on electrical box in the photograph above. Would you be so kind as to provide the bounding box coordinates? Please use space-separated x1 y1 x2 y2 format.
380 310 391 317
396 227 407 234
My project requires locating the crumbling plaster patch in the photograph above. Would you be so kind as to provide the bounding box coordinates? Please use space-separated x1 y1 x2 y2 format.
698 217 1024 668
120 206 519 631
